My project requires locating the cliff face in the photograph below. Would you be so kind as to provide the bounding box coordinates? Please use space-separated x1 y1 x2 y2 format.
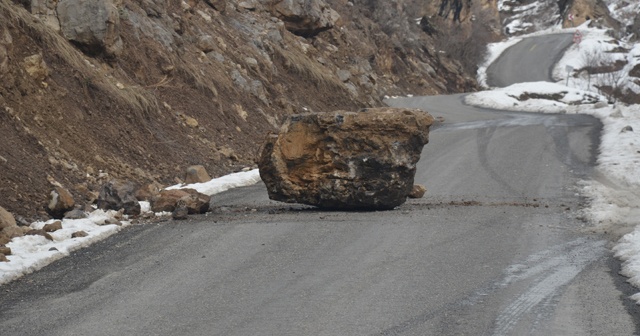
0 0 477 219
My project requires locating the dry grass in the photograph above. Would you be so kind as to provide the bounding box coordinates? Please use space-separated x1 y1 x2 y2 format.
272 44 344 92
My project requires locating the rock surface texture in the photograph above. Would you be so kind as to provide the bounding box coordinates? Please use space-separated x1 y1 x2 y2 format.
258 107 434 210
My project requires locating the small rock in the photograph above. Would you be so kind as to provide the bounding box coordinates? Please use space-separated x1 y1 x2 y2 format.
46 186 75 219
64 209 87 219
0 206 17 230
26 229 54 241
22 53 50 81
49 247 58 251
0 246 11 255
97 179 141 216
593 101 607 109
408 184 427 199
172 201 189 220
43 221 63 232
336 69 351 82
135 181 164 201
0 254 7 262
152 189 210 213
621 125 633 133
105 218 121 225
204 0 226 12
71 231 89 238
1 226 24 239
196 35 217 53
185 165 212 184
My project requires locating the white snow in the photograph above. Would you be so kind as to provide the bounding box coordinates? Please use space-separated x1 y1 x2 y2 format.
0 169 262 285
471 22 640 304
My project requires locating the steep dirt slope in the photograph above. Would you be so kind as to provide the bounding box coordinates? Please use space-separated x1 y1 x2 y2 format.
0 0 477 219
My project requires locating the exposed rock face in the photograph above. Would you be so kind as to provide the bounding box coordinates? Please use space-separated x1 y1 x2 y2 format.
57 0 123 57
46 186 75 219
97 180 141 216
258 107 434 210
267 0 340 37
184 165 212 184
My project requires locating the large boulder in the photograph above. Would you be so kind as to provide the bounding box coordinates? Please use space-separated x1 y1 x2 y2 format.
258 107 434 210
97 180 141 216
57 0 123 57
266 0 340 37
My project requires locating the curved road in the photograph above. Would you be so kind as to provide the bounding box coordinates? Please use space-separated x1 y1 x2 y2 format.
487 33 573 87
1 36 639 335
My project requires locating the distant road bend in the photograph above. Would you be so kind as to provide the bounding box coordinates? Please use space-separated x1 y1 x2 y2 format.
1 34 639 336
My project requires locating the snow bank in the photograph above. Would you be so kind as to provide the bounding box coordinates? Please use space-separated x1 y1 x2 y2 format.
0 169 263 285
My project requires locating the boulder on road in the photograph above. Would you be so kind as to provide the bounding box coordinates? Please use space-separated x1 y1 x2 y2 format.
152 189 210 214
258 107 434 210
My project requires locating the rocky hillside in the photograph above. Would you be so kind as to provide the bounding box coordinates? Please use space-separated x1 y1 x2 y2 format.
0 0 481 219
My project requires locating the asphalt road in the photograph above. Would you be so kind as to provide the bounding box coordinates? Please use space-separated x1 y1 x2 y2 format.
2 36 639 335
486 33 574 87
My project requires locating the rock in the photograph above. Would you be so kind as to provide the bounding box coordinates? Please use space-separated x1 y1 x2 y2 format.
2 226 24 239
593 101 608 109
152 189 210 213
204 0 226 12
184 165 212 184
408 184 427 199
43 220 63 232
46 186 75 219
181 194 210 214
64 209 87 219
172 200 189 220
26 229 54 241
135 181 163 201
196 35 217 53
237 0 257 10
0 235 9 246
72 230 89 238
57 0 123 57
97 180 141 216
23 53 50 81
269 0 340 37
621 125 634 133
0 246 11 255
258 107 434 210
336 69 351 82
0 206 17 230
0 254 7 262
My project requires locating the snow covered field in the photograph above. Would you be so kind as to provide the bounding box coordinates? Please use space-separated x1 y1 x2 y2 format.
0 169 261 285
473 22 640 303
